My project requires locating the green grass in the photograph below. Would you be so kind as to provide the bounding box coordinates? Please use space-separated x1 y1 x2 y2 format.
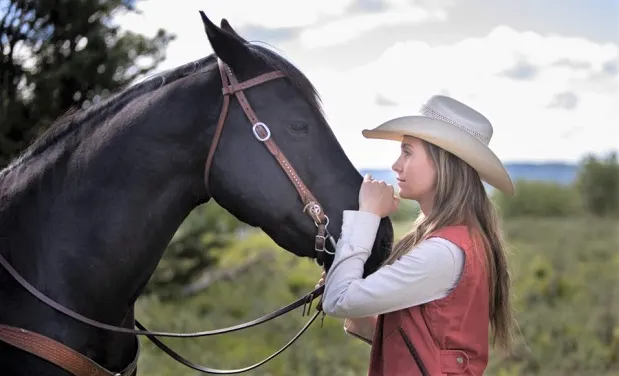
135 216 619 376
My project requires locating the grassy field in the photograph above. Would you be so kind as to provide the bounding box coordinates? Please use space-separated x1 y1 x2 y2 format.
135 215 619 376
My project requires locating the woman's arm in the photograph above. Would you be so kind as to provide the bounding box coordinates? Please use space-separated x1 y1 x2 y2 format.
322 210 464 318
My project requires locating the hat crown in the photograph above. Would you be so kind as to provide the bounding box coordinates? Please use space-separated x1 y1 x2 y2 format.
420 95 493 145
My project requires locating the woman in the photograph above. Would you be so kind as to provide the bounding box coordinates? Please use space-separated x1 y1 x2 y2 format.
317 94 515 375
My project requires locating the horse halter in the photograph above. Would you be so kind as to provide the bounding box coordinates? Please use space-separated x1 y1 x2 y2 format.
204 58 337 265
0 58 337 376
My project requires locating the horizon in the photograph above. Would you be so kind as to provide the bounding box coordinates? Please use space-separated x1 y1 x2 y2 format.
359 162 581 189
357 159 589 170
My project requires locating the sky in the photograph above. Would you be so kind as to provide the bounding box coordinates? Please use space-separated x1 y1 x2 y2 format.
116 0 618 169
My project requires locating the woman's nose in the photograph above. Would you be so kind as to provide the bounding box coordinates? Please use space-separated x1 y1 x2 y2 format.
391 159 401 173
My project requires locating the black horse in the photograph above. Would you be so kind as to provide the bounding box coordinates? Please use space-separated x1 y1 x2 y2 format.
0 12 394 376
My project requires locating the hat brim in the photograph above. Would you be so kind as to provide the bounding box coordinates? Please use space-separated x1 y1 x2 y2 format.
362 116 515 196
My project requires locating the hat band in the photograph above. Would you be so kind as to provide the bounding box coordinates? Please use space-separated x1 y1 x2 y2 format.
419 104 490 144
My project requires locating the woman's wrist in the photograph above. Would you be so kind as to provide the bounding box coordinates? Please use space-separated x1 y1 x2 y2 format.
358 205 379 217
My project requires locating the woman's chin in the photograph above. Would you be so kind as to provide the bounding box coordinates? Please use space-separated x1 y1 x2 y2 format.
397 189 409 200
397 189 418 202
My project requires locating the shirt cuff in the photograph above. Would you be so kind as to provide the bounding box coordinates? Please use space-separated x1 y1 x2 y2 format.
340 210 382 252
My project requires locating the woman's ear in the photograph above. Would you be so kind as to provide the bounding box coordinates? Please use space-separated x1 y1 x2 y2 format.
199 11 251 72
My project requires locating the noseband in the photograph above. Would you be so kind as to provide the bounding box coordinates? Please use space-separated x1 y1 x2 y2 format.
0 58 338 375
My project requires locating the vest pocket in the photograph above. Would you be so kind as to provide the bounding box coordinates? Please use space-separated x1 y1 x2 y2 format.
398 327 429 376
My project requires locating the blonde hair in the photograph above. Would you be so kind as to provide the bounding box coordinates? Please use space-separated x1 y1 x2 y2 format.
383 139 515 352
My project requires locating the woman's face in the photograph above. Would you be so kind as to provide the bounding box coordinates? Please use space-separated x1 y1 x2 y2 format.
391 136 437 203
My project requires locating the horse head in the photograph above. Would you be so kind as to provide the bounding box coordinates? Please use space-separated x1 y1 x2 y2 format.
197 12 394 274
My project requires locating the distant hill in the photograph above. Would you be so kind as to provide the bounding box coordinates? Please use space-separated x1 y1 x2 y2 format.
359 162 580 192
503 163 579 185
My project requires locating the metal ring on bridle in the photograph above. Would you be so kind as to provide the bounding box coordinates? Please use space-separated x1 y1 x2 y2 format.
314 215 329 228
252 122 271 141
323 241 336 255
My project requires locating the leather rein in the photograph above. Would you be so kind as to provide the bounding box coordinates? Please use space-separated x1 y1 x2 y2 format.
0 58 337 375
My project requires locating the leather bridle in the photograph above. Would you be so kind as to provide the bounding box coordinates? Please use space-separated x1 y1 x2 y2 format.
0 58 338 375
205 58 337 266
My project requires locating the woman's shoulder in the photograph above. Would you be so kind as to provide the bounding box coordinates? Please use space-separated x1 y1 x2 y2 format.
427 225 475 249
429 224 469 236
414 236 465 264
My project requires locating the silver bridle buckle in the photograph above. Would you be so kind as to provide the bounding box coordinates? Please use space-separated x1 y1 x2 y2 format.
315 235 326 252
252 122 271 141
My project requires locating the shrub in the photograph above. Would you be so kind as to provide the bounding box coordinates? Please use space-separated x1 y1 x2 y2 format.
391 198 420 222
576 152 619 217
492 180 582 218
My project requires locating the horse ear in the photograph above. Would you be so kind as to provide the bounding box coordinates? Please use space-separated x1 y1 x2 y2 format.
220 18 247 43
199 11 250 71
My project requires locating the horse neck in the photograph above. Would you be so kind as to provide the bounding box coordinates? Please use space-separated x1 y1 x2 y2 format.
0 69 220 371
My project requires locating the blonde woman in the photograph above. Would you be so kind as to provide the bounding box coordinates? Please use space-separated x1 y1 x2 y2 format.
317 95 515 376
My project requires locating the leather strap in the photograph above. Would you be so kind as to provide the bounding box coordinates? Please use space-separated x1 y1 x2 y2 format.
0 252 322 338
0 324 140 376
204 63 286 197
0 57 335 375
204 59 327 226
221 71 286 96
217 59 327 225
204 77 230 194
135 310 322 374
0 248 323 375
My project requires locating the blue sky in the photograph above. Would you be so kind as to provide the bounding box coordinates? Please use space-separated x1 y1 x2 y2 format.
444 0 617 43
116 0 618 168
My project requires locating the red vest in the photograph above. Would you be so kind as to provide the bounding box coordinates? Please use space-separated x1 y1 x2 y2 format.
368 225 490 376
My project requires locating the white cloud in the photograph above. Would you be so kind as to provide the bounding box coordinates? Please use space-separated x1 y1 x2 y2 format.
116 0 457 70
299 4 448 49
307 26 618 168
114 0 356 72
116 0 354 32
114 2 617 169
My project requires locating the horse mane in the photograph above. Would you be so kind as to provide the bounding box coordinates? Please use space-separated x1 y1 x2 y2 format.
0 42 325 177
2 55 216 174
245 42 325 118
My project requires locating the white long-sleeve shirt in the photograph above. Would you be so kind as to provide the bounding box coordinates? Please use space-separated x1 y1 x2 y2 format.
322 210 465 318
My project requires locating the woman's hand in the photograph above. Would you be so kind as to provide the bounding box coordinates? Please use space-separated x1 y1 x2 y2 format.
359 173 400 218
315 270 326 290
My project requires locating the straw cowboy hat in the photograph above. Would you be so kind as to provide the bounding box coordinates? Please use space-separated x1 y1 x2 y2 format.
362 95 515 196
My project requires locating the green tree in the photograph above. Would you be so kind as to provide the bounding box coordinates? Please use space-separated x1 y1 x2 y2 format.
391 198 420 222
576 151 619 217
144 202 250 298
492 180 582 218
0 0 175 166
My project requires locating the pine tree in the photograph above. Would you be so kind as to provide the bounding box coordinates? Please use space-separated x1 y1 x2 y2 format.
0 0 175 166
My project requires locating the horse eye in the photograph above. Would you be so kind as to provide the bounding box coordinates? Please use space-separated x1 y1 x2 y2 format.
288 122 309 135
